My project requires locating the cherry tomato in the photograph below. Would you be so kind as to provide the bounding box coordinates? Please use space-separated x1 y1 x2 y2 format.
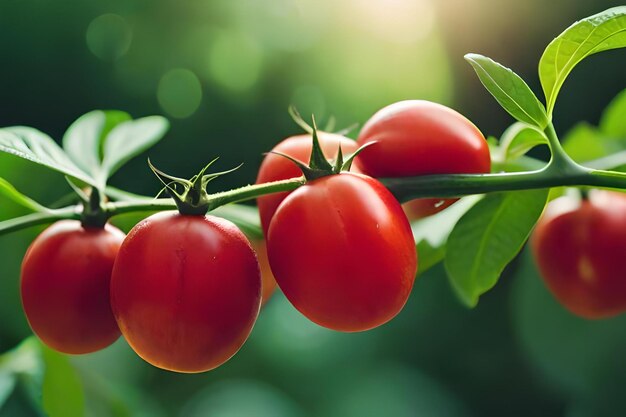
531 190 626 319
110 212 261 373
21 220 124 354
250 239 278 305
256 132 358 235
267 172 417 332
355 100 491 219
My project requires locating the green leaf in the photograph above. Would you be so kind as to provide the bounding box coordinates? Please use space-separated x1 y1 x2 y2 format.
562 122 623 163
539 6 626 115
63 111 134 184
0 338 44 409
599 88 626 138
411 196 482 275
62 111 106 177
465 54 549 129
499 122 549 161
0 373 16 410
41 346 85 417
101 116 169 178
445 189 549 307
0 127 97 186
0 177 48 212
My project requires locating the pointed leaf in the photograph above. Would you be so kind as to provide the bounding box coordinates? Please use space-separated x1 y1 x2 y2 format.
0 127 97 186
62 110 132 180
0 177 48 212
101 116 169 178
539 6 626 115
465 54 549 129
499 122 548 161
599 88 626 138
62 111 106 176
445 189 549 307
411 196 482 275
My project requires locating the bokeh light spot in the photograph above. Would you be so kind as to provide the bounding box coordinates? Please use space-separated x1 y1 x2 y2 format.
85 14 132 61
157 69 203 119
207 32 263 93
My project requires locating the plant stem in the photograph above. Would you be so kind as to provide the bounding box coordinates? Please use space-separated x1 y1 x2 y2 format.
382 167 625 201
0 207 79 235
2 159 625 236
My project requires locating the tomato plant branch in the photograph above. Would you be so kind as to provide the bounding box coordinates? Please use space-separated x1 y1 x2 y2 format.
382 167 625 201
2 160 625 237
0 207 79 235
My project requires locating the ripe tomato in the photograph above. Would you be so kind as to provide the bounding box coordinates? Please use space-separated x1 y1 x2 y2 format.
531 190 626 319
249 239 278 305
256 132 358 235
355 100 491 219
110 212 261 373
267 172 417 332
21 220 124 354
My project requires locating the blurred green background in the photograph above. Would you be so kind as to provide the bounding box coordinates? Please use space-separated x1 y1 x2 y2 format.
1 0 626 416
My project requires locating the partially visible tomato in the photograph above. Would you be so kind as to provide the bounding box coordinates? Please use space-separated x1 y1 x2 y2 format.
267 172 417 332
355 100 491 219
21 220 124 354
110 212 261 373
250 239 278 305
256 132 359 235
531 190 626 319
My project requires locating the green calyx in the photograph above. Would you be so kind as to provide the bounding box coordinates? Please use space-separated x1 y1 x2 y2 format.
274 108 373 181
64 178 108 228
148 158 241 216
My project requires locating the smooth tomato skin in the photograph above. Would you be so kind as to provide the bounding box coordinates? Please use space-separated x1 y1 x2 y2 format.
531 191 626 319
267 172 417 332
256 132 359 235
110 212 261 373
250 239 278 305
21 220 124 354
355 100 491 219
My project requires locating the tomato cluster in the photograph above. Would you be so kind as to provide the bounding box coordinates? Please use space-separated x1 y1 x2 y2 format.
15 100 498 372
19 98 622 373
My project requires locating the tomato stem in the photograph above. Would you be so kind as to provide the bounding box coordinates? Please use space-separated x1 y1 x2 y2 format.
1 160 625 236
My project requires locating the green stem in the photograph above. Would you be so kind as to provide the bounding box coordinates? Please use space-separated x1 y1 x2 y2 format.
2 159 625 237
0 207 79 235
383 167 626 202
543 122 583 174
206 177 305 210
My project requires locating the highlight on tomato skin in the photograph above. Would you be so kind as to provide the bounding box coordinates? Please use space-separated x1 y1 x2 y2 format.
256 132 359 236
267 172 417 333
355 100 491 220
110 211 262 373
531 190 626 319
20 220 124 355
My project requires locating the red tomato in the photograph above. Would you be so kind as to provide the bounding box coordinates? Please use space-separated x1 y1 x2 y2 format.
250 239 278 305
256 132 358 235
531 190 626 319
355 100 491 219
110 212 261 373
267 172 417 332
21 220 124 354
